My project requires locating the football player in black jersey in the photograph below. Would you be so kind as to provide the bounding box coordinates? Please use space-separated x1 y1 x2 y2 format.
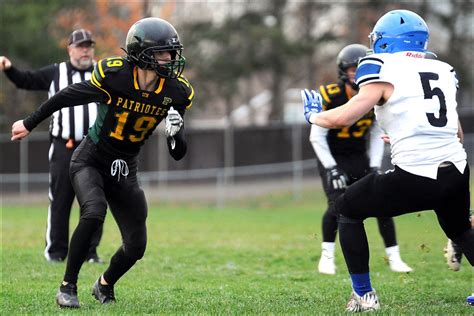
309 44 411 275
11 18 194 308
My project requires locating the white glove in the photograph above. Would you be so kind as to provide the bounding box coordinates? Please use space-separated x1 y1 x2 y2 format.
165 106 183 137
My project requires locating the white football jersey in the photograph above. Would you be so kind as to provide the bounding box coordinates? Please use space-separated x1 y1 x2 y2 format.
355 51 467 179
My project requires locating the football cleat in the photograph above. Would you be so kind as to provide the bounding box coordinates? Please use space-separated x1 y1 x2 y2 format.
467 293 474 306
346 289 380 312
56 283 80 308
444 239 462 271
92 278 116 304
318 253 336 275
389 259 413 273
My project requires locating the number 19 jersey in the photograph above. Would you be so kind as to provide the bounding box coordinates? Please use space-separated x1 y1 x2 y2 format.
355 52 466 179
88 57 194 157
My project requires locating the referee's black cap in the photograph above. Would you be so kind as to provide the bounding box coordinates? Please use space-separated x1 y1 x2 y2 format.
69 29 95 46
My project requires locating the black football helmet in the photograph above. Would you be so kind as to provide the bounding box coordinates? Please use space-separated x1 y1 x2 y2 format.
125 17 185 79
337 44 368 90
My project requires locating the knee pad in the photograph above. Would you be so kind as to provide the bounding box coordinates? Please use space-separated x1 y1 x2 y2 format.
80 198 107 222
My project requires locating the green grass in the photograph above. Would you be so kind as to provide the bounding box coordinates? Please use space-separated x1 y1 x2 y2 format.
1 189 472 314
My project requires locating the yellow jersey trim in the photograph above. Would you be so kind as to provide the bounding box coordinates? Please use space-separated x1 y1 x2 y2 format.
133 67 139 90
187 84 195 101
98 60 105 78
155 78 165 94
345 85 353 100
91 72 101 87
90 77 112 105
178 76 190 87
319 85 331 104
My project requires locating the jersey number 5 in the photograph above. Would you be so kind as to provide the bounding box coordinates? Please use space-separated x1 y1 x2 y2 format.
419 72 447 127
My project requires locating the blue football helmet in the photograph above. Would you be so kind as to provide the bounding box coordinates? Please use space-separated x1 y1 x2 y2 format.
369 10 429 54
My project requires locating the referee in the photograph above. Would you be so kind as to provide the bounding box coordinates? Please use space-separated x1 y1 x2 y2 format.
0 29 103 263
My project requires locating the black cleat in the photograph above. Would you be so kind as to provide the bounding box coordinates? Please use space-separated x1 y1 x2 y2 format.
56 283 80 308
92 278 116 304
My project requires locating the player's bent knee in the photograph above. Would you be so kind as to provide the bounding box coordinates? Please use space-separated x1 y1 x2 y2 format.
123 244 146 260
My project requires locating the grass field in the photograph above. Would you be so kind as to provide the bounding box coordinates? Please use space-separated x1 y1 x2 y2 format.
1 189 472 314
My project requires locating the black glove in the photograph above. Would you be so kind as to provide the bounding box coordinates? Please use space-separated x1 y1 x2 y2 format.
326 167 348 191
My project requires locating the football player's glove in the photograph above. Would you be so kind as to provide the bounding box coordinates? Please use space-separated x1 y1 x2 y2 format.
165 107 183 137
301 89 323 123
326 166 348 191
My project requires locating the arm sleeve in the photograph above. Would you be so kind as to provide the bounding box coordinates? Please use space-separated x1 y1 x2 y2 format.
355 56 384 88
368 120 385 168
309 124 336 169
4 64 56 90
167 128 187 161
23 81 107 131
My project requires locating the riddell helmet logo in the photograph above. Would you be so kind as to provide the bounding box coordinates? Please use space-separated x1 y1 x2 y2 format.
406 52 424 58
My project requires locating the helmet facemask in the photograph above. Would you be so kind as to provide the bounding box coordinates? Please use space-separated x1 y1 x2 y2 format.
129 45 185 79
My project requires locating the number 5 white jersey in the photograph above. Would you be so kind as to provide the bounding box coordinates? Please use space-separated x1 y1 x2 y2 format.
355 52 467 179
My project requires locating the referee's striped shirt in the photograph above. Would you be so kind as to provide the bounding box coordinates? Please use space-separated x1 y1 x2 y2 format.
5 61 97 141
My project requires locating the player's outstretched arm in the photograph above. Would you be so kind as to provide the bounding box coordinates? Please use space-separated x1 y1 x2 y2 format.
10 81 105 141
306 83 389 128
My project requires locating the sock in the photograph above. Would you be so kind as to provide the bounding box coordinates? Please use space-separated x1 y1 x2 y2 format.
350 273 373 297
321 242 336 257
385 245 401 261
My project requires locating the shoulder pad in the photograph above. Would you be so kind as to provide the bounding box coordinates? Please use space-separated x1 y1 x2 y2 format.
177 75 194 109
92 57 125 81
355 55 384 86
91 57 126 89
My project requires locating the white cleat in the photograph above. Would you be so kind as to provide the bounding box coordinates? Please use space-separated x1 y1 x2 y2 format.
444 239 462 271
346 289 380 312
389 259 413 273
318 254 336 275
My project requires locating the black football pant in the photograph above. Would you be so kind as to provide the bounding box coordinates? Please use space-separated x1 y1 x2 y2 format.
335 164 473 274
45 137 103 261
64 137 147 285
318 154 397 247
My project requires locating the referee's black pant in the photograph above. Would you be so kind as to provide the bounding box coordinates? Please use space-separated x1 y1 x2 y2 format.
45 137 103 261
